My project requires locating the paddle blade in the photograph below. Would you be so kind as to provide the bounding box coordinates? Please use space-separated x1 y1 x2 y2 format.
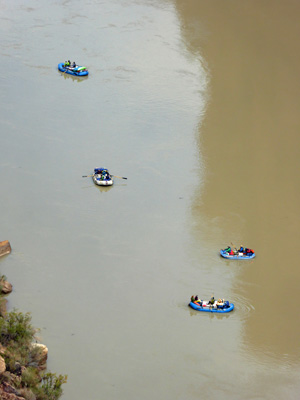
112 175 127 179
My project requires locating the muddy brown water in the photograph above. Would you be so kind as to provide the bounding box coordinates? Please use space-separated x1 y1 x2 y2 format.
176 0 300 357
0 0 300 399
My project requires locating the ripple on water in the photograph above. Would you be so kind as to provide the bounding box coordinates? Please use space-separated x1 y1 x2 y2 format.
229 294 255 320
175 301 234 320
175 293 255 320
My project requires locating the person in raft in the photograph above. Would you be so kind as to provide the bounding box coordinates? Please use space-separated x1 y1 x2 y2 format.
196 297 202 306
208 296 215 305
237 246 254 255
63 60 77 69
224 246 231 252
224 246 235 255
190 296 202 306
100 170 110 180
245 248 254 255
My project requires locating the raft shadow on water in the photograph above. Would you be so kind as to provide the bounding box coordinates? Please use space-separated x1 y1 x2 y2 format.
188 308 232 320
96 185 114 193
58 72 89 82
177 302 234 319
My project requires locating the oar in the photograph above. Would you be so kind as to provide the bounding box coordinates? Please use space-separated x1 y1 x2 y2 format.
111 175 127 180
82 174 94 178
62 64 69 74
231 242 238 252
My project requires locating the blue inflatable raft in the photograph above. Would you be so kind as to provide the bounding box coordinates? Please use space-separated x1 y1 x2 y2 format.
58 62 88 76
189 300 234 313
220 249 255 260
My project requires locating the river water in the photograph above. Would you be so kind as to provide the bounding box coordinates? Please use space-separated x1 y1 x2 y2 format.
1 0 300 399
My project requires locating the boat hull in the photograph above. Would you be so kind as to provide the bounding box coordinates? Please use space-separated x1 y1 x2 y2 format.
189 301 234 313
220 250 255 260
92 175 113 186
58 63 88 76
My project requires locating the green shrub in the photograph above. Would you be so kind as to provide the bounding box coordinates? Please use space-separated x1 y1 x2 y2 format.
0 308 67 399
19 387 37 400
0 275 7 288
34 372 68 400
21 366 40 388
0 310 36 346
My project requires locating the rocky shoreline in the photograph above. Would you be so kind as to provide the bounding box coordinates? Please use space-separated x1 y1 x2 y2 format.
0 241 67 400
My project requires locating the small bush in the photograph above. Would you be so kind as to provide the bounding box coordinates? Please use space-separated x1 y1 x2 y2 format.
22 366 40 387
19 387 37 400
0 310 36 346
0 305 67 400
0 275 7 287
34 372 67 400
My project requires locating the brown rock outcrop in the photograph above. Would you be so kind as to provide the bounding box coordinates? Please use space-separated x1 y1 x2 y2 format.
0 297 7 316
0 280 12 294
0 355 6 373
0 241 11 257
0 382 25 400
0 343 5 355
30 343 48 370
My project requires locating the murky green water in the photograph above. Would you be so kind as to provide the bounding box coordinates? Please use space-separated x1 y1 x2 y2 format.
1 0 300 399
